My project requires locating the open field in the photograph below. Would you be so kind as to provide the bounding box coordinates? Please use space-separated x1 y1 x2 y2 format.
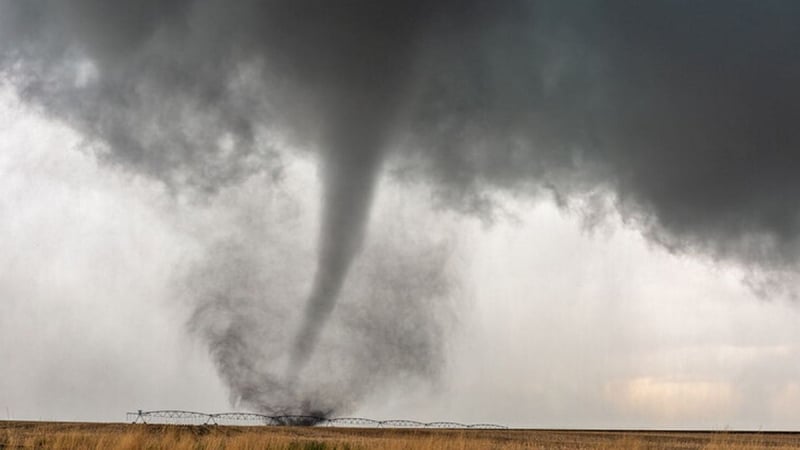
2 421 800 449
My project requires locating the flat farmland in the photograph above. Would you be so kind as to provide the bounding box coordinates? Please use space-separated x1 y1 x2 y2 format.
2 421 800 449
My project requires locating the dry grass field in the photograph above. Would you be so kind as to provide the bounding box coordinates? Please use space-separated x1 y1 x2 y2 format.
2 421 800 449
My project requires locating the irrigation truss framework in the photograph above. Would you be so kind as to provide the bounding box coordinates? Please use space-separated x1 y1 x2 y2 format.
126 410 507 429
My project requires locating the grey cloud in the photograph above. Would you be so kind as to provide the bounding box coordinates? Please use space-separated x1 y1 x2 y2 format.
401 1 800 270
3 0 800 416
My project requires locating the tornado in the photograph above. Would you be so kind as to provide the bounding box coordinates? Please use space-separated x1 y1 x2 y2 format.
289 91 395 376
270 3 426 378
7 0 800 417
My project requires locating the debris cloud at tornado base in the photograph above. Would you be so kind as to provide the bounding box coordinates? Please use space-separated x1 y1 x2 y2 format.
183 180 457 416
3 0 800 415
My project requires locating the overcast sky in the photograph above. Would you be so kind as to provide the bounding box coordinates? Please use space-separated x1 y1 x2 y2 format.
2 85 799 429
2 1 800 430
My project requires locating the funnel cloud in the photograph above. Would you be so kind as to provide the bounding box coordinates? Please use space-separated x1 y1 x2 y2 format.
2 0 800 416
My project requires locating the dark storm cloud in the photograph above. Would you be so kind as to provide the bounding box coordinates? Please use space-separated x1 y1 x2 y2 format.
402 1 800 269
3 0 800 414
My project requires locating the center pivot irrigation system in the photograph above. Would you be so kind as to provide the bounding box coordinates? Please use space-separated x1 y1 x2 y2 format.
127 410 507 429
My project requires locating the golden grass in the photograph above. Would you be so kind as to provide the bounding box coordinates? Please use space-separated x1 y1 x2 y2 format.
1 421 799 449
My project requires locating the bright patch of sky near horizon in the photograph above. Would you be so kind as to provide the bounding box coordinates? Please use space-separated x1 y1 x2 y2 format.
1 86 799 429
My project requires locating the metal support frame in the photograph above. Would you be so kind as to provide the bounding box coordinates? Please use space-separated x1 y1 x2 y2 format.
125 410 507 429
